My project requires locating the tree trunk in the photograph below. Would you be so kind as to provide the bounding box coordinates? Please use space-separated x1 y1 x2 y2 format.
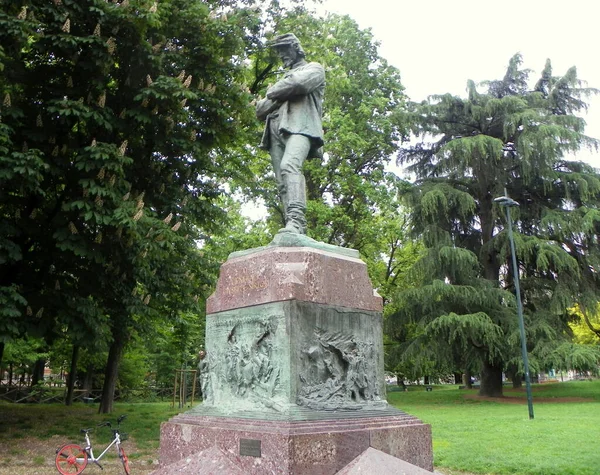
478 196 506 396
424 375 430 385
31 357 46 387
396 373 407 391
505 364 522 388
82 365 94 394
479 360 504 397
0 342 4 375
462 368 472 389
98 330 126 414
8 362 13 386
65 345 80 406
479 195 500 282
453 372 462 384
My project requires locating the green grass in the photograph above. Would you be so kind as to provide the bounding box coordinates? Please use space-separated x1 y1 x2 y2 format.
1 382 598 474
388 380 600 474
0 400 186 456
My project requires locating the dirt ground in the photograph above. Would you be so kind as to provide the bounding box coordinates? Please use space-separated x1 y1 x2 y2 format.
0 434 471 475
0 435 158 475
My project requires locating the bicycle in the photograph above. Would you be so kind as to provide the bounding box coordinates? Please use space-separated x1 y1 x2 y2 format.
55 414 131 474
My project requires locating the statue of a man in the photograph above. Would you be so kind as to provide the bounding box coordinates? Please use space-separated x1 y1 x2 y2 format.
256 33 325 234
197 350 213 403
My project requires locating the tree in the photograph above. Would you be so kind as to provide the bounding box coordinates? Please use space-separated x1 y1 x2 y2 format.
570 305 600 344
391 54 600 396
145 310 206 391
2 337 47 386
0 0 265 411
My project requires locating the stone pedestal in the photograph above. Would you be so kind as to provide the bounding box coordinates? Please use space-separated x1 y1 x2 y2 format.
154 412 432 474
154 240 433 474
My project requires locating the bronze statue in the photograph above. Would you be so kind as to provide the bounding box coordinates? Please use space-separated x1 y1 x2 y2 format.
256 33 325 234
197 350 213 403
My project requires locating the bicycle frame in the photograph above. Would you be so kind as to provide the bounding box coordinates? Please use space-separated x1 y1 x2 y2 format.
80 430 122 469
56 415 130 475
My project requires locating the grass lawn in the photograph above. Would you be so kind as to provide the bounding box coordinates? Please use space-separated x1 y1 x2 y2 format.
0 401 186 474
0 401 183 449
388 379 600 475
0 380 598 474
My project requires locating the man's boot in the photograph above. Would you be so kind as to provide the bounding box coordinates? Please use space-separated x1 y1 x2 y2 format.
279 174 307 234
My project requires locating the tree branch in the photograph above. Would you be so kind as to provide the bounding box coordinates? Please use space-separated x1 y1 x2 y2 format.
580 305 600 339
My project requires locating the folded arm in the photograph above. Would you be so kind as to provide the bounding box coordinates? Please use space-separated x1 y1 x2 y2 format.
266 63 325 102
256 97 280 121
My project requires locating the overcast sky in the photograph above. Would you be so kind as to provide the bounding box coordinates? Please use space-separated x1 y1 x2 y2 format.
319 0 600 168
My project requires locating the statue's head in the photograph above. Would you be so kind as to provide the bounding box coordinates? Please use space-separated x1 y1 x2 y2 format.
269 33 305 68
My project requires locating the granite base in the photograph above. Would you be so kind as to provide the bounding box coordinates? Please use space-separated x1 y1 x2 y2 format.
152 411 433 474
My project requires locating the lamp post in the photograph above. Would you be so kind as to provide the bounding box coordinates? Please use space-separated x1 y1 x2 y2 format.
494 191 535 420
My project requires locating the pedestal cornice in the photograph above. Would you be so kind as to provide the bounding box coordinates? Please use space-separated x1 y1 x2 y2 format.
207 246 382 314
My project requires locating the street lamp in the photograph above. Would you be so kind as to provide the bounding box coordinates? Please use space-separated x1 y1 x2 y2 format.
494 191 535 420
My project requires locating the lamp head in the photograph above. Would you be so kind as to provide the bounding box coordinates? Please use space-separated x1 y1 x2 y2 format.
494 196 520 207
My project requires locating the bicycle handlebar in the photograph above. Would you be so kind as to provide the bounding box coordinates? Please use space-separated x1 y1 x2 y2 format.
81 416 126 434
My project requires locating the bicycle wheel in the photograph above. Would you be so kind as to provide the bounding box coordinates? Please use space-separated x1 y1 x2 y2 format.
55 444 88 475
119 446 131 475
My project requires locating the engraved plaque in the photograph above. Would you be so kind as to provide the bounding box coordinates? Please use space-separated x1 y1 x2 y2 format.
240 438 261 457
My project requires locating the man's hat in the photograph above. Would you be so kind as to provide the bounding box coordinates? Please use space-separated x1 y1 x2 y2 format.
268 33 301 48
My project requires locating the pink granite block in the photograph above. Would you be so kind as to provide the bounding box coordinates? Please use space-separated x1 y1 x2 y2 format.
207 247 382 314
152 446 245 475
369 424 433 471
153 413 433 475
158 422 211 464
290 430 369 474
336 447 433 474
158 420 294 474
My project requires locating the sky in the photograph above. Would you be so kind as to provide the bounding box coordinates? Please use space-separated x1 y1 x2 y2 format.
319 0 600 168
